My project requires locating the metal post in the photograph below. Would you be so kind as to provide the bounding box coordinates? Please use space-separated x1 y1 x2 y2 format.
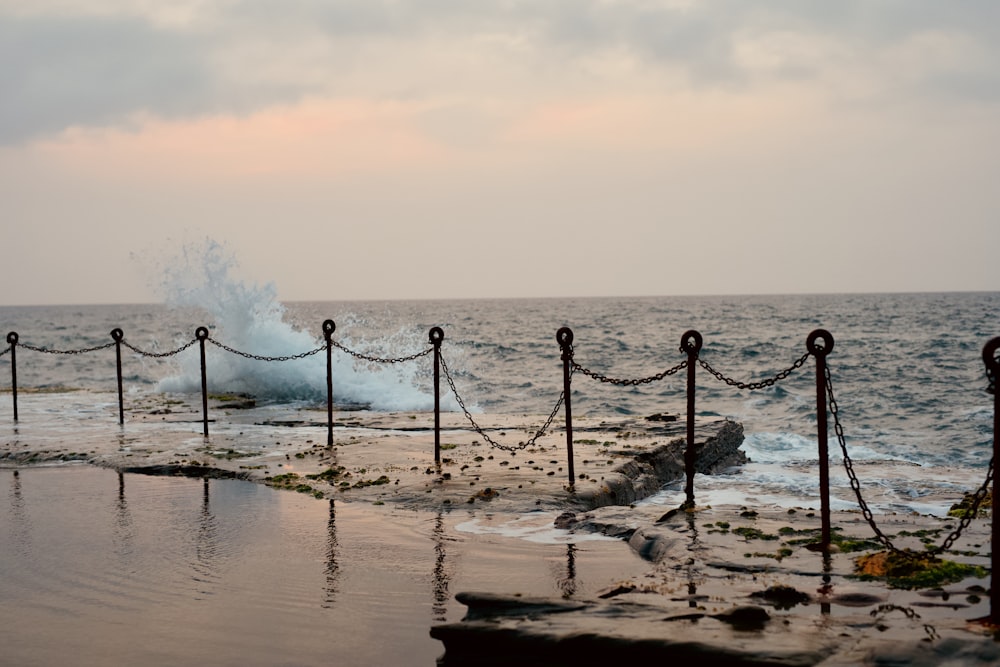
557 327 575 488
807 329 835 551
982 337 1000 624
111 328 125 425
681 330 703 508
6 332 18 422
430 327 444 464
196 327 209 438
323 320 336 447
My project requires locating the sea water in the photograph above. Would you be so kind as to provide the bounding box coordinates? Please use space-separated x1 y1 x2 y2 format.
2 290 997 516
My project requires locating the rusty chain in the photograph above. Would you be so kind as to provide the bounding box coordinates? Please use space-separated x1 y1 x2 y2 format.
121 338 199 358
699 351 811 390
572 356 687 385
439 349 565 452
329 339 432 364
17 340 116 355
207 336 325 362
827 364 993 558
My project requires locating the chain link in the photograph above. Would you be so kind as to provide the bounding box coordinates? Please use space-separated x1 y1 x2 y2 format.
439 350 565 452
121 338 198 358
0 345 9 358
17 341 116 355
699 351 811 390
207 337 325 362
571 355 687 386
826 364 994 558
329 339 432 364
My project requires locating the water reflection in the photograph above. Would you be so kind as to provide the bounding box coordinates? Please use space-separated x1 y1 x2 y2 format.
432 512 450 620
113 471 136 561
192 478 220 597
819 551 832 616
559 544 578 598
6 471 29 558
685 512 700 608
324 498 339 607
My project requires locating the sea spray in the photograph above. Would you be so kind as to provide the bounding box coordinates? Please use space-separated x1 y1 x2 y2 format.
150 239 453 410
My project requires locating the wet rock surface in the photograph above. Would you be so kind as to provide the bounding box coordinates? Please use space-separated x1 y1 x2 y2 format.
433 506 998 666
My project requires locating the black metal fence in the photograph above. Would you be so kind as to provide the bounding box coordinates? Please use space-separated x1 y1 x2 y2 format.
3 323 999 619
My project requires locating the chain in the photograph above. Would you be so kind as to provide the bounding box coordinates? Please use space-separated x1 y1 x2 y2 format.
329 339 432 364
439 350 565 452
826 364 994 558
572 357 687 385
17 341 116 355
121 338 198 358
208 337 325 362
699 351 810 390
0 345 9 358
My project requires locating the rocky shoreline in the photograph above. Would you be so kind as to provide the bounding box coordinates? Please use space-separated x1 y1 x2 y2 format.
2 395 997 664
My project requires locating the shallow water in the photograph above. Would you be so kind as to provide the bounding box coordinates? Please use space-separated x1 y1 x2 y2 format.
0 467 648 666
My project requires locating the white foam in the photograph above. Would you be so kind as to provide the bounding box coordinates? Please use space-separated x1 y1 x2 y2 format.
150 239 456 411
455 512 619 544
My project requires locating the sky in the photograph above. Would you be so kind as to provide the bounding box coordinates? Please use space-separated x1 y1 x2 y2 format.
1 0 998 306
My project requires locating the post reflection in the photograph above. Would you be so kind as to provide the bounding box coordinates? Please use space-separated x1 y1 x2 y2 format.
559 544 578 599
685 512 700 608
191 477 219 597
432 513 451 620
819 551 833 615
7 470 29 556
323 499 339 608
113 472 136 559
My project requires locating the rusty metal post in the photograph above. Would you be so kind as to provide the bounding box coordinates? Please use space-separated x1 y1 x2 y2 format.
430 327 444 464
807 329 835 551
982 337 1000 624
557 327 575 488
6 332 18 422
111 328 125 425
681 330 703 507
323 320 336 447
196 327 209 438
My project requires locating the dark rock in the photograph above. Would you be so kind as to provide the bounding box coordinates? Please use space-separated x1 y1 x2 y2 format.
750 585 811 610
575 420 745 510
628 528 676 562
554 511 580 529
710 605 771 630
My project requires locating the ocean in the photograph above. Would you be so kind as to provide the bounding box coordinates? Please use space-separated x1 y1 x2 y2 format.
2 290 997 516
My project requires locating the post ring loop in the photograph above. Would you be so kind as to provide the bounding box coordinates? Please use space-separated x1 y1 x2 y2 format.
195 327 209 340
556 327 574 348
983 337 1000 374
807 329 835 357
322 319 336 339
681 329 703 355
111 328 124 342
429 327 444 344
6 331 18 345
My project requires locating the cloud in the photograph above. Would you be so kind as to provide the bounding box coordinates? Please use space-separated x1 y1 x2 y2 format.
3 0 1000 146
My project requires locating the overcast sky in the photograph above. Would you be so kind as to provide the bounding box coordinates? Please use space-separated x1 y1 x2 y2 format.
1 0 998 306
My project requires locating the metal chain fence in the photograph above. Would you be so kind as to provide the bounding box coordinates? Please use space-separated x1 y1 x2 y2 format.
120 338 199 358
438 350 565 452
826 364 994 558
699 351 811 390
17 341 116 355
207 337 326 362
329 339 433 365
571 357 688 385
